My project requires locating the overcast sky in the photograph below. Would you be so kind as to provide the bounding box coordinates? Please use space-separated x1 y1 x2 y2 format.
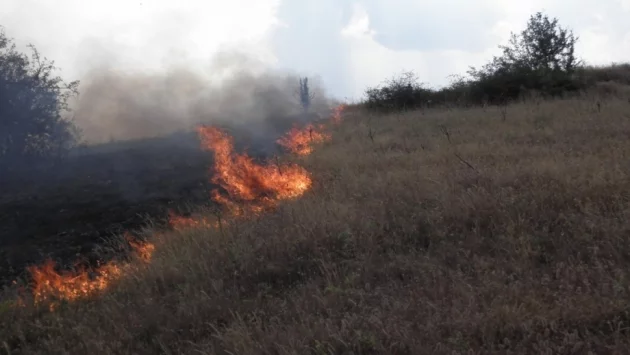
1 0 629 100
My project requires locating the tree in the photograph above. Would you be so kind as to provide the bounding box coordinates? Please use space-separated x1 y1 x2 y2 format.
297 77 315 114
468 12 581 103
364 71 434 112
0 26 80 171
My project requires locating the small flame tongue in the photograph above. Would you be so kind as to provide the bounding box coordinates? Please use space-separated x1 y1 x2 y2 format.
331 104 346 124
276 123 331 156
276 105 346 156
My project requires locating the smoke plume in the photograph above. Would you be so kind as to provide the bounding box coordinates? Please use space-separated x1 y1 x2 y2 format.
70 50 334 146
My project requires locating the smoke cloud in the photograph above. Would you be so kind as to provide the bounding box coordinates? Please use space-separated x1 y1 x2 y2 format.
70 50 335 146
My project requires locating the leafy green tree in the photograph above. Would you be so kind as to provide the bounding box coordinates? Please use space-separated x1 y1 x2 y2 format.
364 71 434 112
468 12 581 103
0 27 80 171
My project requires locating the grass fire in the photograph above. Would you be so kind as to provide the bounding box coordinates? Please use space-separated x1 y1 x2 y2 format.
9 106 344 312
5 7 630 353
276 123 331 156
197 125 313 212
24 235 155 311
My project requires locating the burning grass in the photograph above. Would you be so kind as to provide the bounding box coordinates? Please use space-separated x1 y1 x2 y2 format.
5 106 344 313
276 123 331 156
276 106 344 156
197 125 312 211
4 98 630 354
21 235 155 311
168 211 219 230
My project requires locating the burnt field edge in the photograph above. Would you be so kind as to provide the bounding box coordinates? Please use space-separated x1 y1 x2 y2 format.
0 126 289 287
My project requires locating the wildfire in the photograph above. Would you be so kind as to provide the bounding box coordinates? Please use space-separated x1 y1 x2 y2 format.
27 260 123 310
168 211 219 230
277 105 346 156
126 236 156 263
331 104 346 124
24 237 154 311
13 103 346 312
276 123 331 156
196 125 312 211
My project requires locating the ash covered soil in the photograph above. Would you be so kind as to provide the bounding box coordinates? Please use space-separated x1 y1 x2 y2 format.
0 125 281 286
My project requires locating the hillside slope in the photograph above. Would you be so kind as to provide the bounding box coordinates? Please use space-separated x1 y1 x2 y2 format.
3 94 630 354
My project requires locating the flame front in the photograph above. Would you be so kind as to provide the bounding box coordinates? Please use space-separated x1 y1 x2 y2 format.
276 123 331 156
27 260 122 310
16 104 346 311
168 211 219 230
331 104 346 124
24 237 154 310
277 105 345 156
197 125 312 211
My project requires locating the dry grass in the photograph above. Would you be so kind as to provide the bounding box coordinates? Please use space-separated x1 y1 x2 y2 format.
3 93 630 354
583 63 630 86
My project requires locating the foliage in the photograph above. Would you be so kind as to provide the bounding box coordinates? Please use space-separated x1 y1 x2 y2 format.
364 71 434 112
0 27 80 171
363 11 595 111
467 11 581 104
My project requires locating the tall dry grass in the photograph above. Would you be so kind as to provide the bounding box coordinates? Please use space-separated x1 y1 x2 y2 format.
3 93 630 354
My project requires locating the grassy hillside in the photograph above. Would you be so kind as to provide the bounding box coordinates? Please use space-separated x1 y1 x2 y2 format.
3 93 630 354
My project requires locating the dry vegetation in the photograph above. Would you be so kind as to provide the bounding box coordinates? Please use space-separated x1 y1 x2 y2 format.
3 92 630 354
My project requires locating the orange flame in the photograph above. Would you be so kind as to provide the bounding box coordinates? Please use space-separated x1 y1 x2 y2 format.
168 211 219 231
277 105 346 156
27 260 123 310
126 236 156 264
331 104 346 124
276 123 331 156
24 237 154 310
14 104 346 312
196 125 312 211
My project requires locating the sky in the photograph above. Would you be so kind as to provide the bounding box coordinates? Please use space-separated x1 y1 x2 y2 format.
1 0 630 101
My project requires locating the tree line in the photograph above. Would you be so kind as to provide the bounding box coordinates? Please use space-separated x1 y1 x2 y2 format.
364 12 630 112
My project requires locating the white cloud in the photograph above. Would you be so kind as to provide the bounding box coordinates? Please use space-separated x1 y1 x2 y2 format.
290 0 630 99
0 0 281 77
1 0 629 100
340 3 374 38
331 2 502 99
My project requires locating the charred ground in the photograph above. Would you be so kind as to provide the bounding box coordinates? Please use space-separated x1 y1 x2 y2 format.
0 120 300 287
0 133 205 285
